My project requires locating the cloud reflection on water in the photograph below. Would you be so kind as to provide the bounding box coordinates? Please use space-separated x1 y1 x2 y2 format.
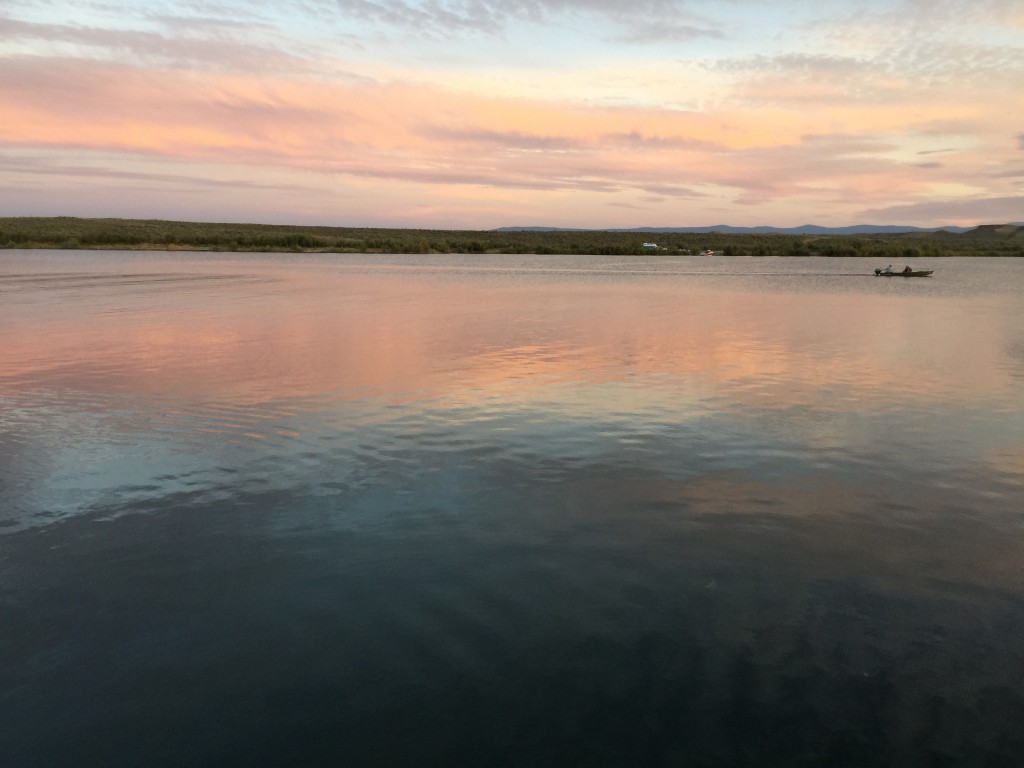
3 252 1024 765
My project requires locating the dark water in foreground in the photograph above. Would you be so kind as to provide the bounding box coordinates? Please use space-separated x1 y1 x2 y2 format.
2 252 1023 766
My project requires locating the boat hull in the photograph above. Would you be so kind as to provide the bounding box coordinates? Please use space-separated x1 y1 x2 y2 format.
874 269 933 277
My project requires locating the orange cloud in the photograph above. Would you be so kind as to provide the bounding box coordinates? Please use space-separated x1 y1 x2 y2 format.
2 39 1022 228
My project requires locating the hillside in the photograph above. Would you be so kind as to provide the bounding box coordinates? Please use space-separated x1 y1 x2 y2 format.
496 224 975 235
962 224 1024 240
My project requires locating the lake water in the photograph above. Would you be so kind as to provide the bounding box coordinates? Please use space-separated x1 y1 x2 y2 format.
2 251 1023 766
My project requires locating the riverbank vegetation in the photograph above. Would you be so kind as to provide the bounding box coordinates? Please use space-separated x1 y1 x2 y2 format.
2 217 1022 257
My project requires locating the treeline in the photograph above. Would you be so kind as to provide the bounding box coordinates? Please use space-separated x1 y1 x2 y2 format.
2 217 1021 257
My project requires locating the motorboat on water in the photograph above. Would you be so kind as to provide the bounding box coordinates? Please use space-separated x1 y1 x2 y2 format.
874 266 933 277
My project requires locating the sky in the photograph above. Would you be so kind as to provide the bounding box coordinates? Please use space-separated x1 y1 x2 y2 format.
1 0 1022 229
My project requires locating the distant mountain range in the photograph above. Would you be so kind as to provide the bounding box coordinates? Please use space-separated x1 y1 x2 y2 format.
495 224 1024 236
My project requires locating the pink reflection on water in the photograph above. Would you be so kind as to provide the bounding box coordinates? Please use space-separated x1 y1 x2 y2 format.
1 255 1018 415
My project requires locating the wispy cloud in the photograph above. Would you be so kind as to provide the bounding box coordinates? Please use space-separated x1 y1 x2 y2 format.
326 0 694 34
0 16 320 74
0 151 326 194
615 20 723 44
2 0 1023 226
860 196 1024 226
416 125 585 152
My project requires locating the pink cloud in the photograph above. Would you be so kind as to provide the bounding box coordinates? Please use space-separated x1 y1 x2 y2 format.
1 37 1021 227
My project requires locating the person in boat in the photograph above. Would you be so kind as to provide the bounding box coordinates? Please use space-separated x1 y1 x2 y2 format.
903 265 913 274
882 264 893 274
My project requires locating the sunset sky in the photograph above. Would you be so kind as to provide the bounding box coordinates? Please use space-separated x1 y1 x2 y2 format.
2 0 1022 229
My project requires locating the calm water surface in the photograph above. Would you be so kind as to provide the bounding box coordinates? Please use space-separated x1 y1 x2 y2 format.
2 251 1023 766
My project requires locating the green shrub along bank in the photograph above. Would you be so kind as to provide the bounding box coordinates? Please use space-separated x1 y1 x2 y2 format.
2 217 1021 257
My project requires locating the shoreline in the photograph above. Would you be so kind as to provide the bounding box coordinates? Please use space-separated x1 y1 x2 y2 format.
2 217 1022 257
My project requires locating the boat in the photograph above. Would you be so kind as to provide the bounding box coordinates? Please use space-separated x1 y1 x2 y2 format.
874 268 933 277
